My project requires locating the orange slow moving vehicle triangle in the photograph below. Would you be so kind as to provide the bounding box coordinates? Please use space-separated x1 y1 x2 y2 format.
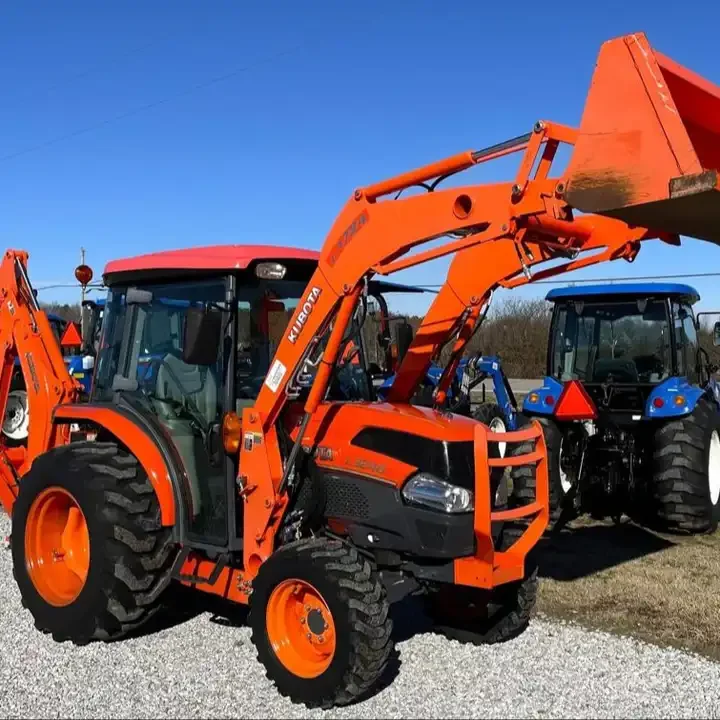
59 321 82 348
555 380 598 421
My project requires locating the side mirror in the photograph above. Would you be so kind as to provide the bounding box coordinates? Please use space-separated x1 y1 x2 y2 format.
183 306 223 366
713 322 720 347
393 320 414 365
81 301 100 355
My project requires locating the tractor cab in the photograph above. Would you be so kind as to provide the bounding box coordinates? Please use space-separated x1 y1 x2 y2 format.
525 283 703 419
518 282 720 531
85 246 434 546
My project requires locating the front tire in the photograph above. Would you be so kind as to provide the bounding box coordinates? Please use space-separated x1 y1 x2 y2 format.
12 441 177 644
249 537 393 709
650 398 720 533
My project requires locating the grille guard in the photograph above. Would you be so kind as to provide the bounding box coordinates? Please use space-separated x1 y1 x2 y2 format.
454 420 549 589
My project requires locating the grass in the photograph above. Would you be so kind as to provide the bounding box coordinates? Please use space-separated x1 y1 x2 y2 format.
534 516 720 660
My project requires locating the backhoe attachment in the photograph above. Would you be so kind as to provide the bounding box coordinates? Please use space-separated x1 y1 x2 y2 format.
0 251 79 511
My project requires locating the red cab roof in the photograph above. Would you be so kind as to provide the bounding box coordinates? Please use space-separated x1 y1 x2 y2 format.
103 244 320 278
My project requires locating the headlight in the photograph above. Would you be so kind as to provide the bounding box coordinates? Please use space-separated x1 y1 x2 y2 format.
402 473 473 513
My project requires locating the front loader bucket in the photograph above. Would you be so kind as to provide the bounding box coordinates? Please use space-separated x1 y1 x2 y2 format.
565 33 720 243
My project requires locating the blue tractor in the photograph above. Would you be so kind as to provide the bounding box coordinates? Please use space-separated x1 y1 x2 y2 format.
512 283 720 533
64 297 106 395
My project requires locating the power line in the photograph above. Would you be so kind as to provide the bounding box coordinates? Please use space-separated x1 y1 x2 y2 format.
34 283 104 291
6 34 177 111
35 270 720 294
417 271 720 289
0 43 304 164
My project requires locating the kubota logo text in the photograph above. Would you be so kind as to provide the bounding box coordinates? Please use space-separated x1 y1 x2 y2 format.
327 210 369 267
287 286 322 344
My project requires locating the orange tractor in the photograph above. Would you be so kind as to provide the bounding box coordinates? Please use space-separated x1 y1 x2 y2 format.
0 31 718 709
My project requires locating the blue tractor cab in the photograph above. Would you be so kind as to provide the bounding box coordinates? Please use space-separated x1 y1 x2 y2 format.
62 297 106 395
515 282 720 533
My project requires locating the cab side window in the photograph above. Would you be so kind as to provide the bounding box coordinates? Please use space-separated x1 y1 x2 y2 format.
673 301 699 383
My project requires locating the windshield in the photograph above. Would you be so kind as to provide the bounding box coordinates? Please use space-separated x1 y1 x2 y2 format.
93 277 311 406
550 298 672 384
93 275 433 412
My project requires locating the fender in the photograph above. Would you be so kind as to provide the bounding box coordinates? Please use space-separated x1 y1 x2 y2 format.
645 377 706 419
522 376 565 416
53 403 182 527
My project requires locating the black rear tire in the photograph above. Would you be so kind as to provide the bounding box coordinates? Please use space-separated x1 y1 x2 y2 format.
249 537 393 709
12 441 177 644
650 398 720 533
510 414 567 520
425 565 538 645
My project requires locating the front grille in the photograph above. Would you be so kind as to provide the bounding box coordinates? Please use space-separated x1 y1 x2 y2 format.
324 475 371 519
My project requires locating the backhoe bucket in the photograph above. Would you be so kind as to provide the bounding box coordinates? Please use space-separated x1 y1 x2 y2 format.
566 33 720 243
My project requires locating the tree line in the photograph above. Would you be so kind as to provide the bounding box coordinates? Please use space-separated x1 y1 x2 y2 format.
43 297 720 380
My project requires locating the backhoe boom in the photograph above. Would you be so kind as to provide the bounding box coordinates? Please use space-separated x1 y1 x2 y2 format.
0 251 78 509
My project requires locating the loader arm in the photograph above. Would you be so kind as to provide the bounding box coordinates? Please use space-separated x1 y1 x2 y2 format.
0 251 79 510
242 32 720 571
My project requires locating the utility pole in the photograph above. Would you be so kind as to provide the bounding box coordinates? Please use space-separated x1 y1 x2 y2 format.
80 247 86 337
80 247 86 306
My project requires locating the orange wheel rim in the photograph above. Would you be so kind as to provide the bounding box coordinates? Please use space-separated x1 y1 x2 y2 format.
25 487 90 607
266 579 336 678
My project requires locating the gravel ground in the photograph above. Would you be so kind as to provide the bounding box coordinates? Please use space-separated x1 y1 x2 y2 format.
1 512 719 719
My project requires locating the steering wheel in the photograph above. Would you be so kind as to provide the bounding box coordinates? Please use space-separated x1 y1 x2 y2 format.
342 345 361 366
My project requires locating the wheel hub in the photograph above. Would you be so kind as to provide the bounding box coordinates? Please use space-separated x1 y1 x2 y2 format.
266 579 336 678
3 391 29 439
306 607 327 635
24 487 90 607
708 430 720 506
489 417 507 458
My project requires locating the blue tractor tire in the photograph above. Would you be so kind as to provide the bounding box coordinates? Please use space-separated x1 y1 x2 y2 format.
508 414 569 521
651 397 720 533
473 403 509 493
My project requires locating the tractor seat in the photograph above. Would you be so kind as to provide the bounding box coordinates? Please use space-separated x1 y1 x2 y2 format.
154 352 219 426
153 352 220 517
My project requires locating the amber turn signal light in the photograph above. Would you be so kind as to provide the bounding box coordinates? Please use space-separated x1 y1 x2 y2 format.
222 411 242 454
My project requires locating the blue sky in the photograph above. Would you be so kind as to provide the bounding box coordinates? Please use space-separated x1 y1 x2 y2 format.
1 0 719 316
